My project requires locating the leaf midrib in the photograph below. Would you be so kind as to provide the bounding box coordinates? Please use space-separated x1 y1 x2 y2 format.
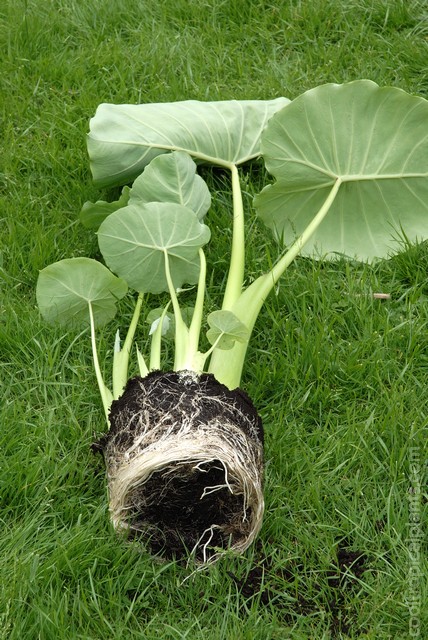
99 231 204 251
276 165 428 181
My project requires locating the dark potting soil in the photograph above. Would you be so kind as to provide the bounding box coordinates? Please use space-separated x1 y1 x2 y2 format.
94 371 264 561
101 370 263 450
126 461 250 557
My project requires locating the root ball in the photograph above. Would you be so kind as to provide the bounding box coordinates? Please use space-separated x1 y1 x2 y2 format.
96 370 264 563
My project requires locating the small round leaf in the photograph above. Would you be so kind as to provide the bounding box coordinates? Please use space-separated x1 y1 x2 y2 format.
207 310 250 350
36 258 128 329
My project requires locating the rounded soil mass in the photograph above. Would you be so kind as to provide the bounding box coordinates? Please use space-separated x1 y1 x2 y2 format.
96 370 264 562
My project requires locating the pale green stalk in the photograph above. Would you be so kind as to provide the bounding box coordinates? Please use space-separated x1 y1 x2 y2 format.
163 250 189 370
149 303 171 370
221 163 246 310
88 301 113 423
187 248 206 357
199 333 227 364
209 178 343 389
112 293 144 398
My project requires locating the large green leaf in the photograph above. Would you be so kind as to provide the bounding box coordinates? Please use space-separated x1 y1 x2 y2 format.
97 202 210 294
88 97 290 187
36 258 128 328
255 81 428 261
129 151 211 221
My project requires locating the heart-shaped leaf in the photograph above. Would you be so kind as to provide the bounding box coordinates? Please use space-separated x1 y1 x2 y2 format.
255 81 428 261
36 258 128 328
80 186 131 229
97 202 211 294
206 310 250 350
88 97 290 187
129 151 211 221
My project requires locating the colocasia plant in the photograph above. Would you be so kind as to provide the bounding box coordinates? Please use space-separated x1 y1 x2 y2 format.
37 81 428 563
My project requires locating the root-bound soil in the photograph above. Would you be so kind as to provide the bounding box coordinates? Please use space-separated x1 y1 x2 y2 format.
95 370 264 563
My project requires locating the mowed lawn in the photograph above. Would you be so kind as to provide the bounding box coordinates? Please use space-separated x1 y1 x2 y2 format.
1 1 427 638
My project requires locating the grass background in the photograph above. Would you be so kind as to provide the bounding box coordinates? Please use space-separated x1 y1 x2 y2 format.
1 0 427 638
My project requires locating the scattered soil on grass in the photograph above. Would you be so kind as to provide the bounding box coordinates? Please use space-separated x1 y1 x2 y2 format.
95 371 264 562
226 540 369 637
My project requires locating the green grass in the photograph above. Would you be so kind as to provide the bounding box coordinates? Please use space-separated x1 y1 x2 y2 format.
1 0 428 638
